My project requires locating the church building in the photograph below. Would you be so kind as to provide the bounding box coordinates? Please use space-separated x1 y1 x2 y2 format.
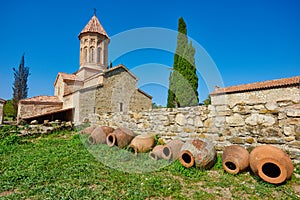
17 13 152 124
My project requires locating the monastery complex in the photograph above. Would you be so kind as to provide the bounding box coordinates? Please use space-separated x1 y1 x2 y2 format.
17 13 152 124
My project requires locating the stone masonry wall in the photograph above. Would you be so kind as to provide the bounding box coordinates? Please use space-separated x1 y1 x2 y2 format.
92 86 300 163
18 103 63 119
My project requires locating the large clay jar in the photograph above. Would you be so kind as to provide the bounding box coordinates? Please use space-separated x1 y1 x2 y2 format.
101 126 115 136
81 126 96 135
179 139 216 169
249 145 294 184
88 126 107 144
128 134 155 155
222 145 249 174
162 140 184 161
106 127 135 148
149 145 164 160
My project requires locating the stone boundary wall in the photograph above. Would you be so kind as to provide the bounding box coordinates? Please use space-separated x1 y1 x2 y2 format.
91 99 300 163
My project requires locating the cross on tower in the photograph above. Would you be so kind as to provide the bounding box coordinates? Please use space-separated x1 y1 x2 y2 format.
94 8 97 16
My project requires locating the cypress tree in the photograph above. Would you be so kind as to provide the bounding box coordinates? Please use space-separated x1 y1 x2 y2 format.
13 54 30 114
167 17 199 107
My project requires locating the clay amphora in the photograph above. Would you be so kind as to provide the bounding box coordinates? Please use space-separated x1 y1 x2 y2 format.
106 127 135 148
81 126 96 135
149 145 164 160
128 134 155 155
249 145 294 184
161 139 184 161
88 126 107 144
222 145 249 174
179 139 216 169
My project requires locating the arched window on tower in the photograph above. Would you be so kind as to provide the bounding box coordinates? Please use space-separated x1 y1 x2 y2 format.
97 47 101 64
84 47 88 63
90 47 95 63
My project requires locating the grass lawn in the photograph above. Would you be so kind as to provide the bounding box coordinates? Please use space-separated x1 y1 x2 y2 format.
0 125 299 199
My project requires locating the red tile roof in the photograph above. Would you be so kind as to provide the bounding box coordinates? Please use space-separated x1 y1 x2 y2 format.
211 76 300 95
22 107 74 120
19 96 62 104
79 15 109 38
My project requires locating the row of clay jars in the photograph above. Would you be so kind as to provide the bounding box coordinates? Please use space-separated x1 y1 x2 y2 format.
149 139 217 170
85 125 155 154
222 144 294 184
179 139 217 169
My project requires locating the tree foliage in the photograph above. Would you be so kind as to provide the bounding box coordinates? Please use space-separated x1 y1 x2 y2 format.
3 99 16 119
13 54 30 114
203 95 211 106
167 17 199 108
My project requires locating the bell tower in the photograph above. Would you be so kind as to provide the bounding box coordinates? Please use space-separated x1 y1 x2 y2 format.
78 11 109 72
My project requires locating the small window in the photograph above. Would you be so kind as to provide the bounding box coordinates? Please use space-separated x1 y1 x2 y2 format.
120 103 123 112
97 47 101 63
90 47 95 63
84 47 88 62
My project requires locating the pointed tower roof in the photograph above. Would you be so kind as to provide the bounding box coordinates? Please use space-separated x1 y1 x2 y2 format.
79 14 109 38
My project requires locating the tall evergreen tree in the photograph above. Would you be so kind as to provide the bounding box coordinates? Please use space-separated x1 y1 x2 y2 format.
167 17 199 107
13 54 30 114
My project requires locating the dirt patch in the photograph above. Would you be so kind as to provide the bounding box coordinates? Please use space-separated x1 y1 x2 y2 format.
0 189 18 197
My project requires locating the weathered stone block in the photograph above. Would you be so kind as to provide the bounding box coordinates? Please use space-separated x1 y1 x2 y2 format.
253 104 265 110
289 141 300 148
265 102 278 111
215 116 225 128
232 105 251 115
226 113 245 127
257 137 285 144
229 137 245 144
286 108 300 117
285 136 295 142
187 118 194 125
194 116 204 127
245 114 275 126
263 127 281 137
245 137 255 144
175 113 187 126
283 126 294 136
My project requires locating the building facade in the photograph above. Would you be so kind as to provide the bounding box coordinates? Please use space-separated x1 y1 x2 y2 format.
18 13 152 124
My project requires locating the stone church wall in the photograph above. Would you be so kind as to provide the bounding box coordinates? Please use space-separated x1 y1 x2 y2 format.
18 102 63 119
93 86 300 163
95 67 151 113
129 90 152 112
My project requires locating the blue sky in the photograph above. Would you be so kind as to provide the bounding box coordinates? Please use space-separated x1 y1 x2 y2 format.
0 0 299 106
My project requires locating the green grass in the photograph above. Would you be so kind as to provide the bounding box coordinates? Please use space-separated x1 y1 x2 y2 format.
0 125 299 199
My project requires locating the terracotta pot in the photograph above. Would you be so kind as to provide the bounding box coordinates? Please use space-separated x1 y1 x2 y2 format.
249 145 294 184
149 145 164 160
101 126 115 136
128 134 155 155
161 140 184 161
81 126 96 135
106 127 135 148
88 126 107 144
222 145 249 174
179 139 216 169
